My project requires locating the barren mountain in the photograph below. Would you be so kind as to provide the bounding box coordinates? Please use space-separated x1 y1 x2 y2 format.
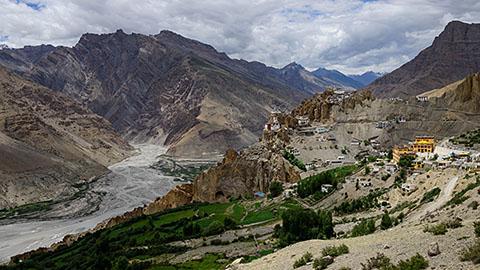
0 67 132 208
421 73 480 113
366 21 480 97
0 30 360 158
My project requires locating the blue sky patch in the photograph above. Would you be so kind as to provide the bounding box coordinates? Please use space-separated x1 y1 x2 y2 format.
0 35 9 42
15 0 45 11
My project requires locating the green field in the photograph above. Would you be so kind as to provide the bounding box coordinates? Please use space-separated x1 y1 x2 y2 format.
3 198 302 270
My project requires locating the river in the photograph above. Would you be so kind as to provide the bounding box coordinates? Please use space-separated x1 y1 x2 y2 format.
0 144 179 262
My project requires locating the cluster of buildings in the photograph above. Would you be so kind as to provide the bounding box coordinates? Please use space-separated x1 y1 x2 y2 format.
392 135 480 172
392 136 436 169
326 90 352 104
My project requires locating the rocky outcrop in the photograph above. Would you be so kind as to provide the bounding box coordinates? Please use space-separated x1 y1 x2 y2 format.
291 89 374 122
192 145 300 202
366 21 480 97
143 184 193 215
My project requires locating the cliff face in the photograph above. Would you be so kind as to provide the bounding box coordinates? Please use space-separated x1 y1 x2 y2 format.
366 21 480 97
193 147 300 202
291 89 374 122
0 67 132 207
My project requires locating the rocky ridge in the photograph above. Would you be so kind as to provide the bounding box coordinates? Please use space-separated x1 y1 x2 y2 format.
366 21 480 97
0 66 132 207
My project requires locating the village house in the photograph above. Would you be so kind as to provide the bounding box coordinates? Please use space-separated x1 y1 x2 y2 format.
401 183 418 193
321 184 333 193
296 116 309 127
376 121 391 129
416 96 428 102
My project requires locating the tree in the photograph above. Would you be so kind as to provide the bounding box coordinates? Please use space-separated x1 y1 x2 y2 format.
380 212 393 230
277 209 334 246
113 256 128 270
398 155 415 168
223 217 237 230
269 181 284 197
203 220 224 236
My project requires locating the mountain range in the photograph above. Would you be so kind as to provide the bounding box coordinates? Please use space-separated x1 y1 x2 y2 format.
366 21 480 97
0 30 372 158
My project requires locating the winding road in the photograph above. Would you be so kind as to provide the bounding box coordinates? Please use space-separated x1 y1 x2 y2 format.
407 176 459 223
0 144 179 263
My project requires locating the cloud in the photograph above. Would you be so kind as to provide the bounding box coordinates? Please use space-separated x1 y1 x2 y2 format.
1 0 479 73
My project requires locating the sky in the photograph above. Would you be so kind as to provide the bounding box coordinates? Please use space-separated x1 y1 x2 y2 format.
1 0 480 74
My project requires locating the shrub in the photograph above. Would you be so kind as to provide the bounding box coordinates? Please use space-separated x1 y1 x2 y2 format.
223 217 237 230
183 221 201 236
396 254 429 269
321 244 349 257
269 181 284 197
475 221 480 238
351 219 375 237
460 239 480 264
334 190 385 215
313 257 333 270
283 150 306 171
361 253 392 270
421 188 441 203
468 201 479 210
380 212 393 230
445 218 462 229
423 223 447 235
361 253 428 270
203 220 224 236
293 252 313 268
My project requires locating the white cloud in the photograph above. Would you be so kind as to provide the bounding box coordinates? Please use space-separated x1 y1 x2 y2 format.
1 0 479 73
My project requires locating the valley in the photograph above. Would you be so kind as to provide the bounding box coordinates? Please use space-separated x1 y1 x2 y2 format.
0 144 185 263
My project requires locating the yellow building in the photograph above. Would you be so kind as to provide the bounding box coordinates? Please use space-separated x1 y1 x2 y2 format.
412 136 435 153
393 145 415 163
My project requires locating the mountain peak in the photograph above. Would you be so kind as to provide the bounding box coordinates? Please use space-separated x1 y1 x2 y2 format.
435 20 480 44
282 62 304 70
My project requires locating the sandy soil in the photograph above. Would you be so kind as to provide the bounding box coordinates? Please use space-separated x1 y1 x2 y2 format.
236 221 477 270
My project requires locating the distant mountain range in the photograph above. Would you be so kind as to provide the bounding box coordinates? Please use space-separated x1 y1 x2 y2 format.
348 71 384 86
366 21 480 97
0 30 374 159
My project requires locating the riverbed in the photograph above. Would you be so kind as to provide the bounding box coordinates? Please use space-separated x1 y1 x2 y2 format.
0 144 179 262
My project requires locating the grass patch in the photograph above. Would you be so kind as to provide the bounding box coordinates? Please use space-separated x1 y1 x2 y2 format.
241 209 275 225
421 187 441 204
447 178 480 206
423 223 447 235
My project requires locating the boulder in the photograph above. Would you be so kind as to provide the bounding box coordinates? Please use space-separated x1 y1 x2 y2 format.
428 242 441 257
